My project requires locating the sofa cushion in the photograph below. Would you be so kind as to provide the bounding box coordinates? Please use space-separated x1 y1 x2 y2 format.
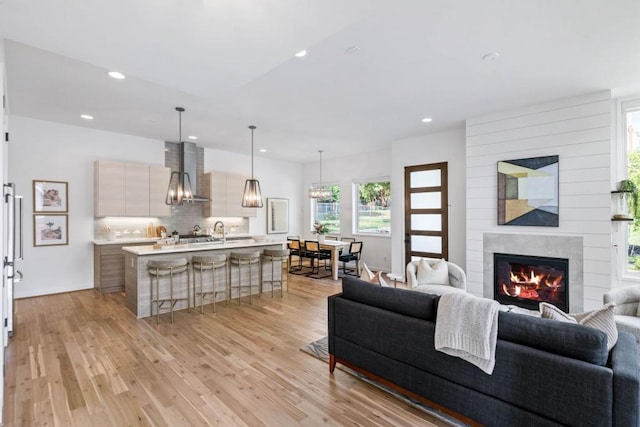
341 275 438 321
540 302 618 351
498 311 609 366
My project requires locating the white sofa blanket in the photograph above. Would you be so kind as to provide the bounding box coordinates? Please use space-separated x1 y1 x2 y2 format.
434 292 500 374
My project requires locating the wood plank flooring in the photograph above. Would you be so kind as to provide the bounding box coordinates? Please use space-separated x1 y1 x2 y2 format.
3 273 450 426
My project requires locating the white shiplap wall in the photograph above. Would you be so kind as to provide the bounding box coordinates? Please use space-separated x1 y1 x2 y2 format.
465 91 612 310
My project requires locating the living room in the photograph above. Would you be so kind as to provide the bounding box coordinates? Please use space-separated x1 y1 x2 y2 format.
1 1 640 425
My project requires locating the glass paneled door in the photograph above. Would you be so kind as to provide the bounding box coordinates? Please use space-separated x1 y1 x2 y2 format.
404 162 448 263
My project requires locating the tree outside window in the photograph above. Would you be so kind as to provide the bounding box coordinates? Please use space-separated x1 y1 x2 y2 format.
355 180 391 234
311 185 340 234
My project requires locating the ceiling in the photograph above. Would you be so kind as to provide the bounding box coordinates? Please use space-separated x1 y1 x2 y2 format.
1 0 639 163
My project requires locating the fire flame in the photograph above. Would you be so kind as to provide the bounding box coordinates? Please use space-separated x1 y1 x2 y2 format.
501 268 563 299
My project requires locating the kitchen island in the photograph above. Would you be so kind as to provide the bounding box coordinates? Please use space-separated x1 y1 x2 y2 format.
123 239 285 318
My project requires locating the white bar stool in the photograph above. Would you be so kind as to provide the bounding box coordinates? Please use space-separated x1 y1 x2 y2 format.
148 258 190 324
261 249 289 297
228 251 261 304
192 254 229 313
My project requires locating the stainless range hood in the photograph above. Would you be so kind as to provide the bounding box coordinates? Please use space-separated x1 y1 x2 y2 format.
180 142 211 202
179 141 209 202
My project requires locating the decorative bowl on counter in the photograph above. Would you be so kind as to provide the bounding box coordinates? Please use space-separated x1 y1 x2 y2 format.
252 235 267 242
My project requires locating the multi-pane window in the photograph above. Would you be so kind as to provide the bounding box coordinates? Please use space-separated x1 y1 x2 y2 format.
354 179 391 235
310 185 340 234
624 107 640 273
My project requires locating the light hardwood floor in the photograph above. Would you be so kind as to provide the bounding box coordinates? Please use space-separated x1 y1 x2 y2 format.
4 273 450 426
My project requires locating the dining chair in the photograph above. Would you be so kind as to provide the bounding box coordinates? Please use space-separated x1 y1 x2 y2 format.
304 241 332 278
288 239 306 274
339 241 363 276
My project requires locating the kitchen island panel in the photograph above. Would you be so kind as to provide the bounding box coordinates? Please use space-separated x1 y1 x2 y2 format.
124 241 284 318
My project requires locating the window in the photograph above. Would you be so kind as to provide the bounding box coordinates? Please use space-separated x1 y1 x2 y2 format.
310 185 340 234
624 106 640 273
355 179 391 235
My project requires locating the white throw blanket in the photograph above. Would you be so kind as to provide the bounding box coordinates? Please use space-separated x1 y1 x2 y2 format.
434 292 500 375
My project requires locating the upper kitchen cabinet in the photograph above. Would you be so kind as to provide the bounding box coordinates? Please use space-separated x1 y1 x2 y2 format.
203 172 257 218
149 165 171 217
94 160 126 217
94 160 171 217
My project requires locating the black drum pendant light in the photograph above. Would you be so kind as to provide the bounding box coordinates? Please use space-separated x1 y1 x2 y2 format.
165 107 194 205
242 125 263 208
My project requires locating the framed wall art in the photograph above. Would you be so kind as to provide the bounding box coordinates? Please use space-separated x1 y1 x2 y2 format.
33 180 68 213
497 155 559 227
34 214 68 246
267 198 289 234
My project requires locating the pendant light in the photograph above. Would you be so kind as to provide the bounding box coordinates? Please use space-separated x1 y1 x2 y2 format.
165 107 194 205
242 125 263 207
309 150 332 199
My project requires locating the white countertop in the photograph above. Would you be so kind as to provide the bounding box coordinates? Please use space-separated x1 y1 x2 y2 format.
93 238 159 245
122 239 284 255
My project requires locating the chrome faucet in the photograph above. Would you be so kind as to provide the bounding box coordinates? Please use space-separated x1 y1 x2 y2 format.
193 224 202 235
213 221 226 244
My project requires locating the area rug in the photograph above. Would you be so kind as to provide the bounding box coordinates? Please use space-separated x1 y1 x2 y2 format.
300 337 468 426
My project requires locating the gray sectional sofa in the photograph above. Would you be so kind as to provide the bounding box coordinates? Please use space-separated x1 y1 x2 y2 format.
328 276 639 427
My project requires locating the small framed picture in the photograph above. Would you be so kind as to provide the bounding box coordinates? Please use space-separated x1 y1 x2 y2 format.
267 198 289 234
33 180 68 213
34 214 68 246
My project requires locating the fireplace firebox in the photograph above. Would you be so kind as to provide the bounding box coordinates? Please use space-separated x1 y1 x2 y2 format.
494 253 569 312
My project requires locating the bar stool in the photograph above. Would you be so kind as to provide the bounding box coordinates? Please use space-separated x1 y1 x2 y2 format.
192 254 229 314
228 251 261 304
261 249 289 297
148 258 190 324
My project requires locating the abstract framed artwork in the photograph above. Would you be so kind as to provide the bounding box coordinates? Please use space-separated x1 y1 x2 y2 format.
34 214 69 246
33 180 68 213
497 155 559 227
267 198 289 234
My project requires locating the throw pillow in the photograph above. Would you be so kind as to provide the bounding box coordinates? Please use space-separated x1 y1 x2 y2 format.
359 262 375 281
540 302 618 351
416 258 449 285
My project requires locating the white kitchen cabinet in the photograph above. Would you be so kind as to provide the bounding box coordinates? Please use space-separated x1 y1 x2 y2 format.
94 160 126 217
125 163 150 216
203 172 257 218
94 161 170 217
149 165 171 217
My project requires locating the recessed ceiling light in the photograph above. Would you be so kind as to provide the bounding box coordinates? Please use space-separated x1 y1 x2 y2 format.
259 148 267 153
295 49 307 58
482 52 500 61
188 135 198 140
421 117 433 123
81 114 94 120
345 45 360 55
108 71 126 79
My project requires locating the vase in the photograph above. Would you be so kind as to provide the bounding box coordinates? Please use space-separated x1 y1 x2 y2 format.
317 234 325 243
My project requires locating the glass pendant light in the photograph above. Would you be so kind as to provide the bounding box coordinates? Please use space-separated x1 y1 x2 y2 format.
309 150 332 199
242 125 263 208
165 107 194 205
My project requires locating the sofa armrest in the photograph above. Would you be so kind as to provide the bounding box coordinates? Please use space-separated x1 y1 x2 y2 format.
604 286 640 316
406 261 418 288
610 331 640 427
447 262 466 290
327 292 342 355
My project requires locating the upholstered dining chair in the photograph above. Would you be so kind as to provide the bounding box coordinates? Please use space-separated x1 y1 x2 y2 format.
338 241 363 276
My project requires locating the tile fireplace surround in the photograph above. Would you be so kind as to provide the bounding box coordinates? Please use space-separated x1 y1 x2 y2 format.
483 233 584 312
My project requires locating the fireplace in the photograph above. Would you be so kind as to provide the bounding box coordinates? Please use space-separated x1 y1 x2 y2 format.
493 253 569 312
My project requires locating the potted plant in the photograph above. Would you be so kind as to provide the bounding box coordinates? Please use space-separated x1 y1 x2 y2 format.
313 222 329 243
617 179 638 219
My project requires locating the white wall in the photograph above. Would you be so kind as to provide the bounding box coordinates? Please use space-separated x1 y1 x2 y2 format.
203 148 303 241
390 128 467 278
302 148 392 272
465 91 613 310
